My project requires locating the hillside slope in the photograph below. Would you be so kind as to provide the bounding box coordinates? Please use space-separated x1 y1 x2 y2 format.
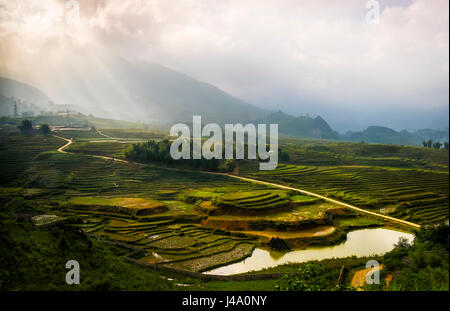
343 126 449 146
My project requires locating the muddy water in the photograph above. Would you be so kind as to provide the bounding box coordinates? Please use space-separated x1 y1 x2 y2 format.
205 228 414 275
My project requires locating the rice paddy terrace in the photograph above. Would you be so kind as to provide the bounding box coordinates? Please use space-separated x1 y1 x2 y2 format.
240 163 448 225
1 128 448 275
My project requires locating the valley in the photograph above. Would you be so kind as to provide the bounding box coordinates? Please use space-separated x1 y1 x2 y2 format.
1 124 448 290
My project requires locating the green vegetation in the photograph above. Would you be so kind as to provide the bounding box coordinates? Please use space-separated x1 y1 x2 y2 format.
0 199 176 290
0 134 64 185
68 197 167 217
55 129 106 141
380 224 449 291
0 126 448 291
423 139 449 150
275 262 332 291
39 123 50 135
212 190 290 211
100 129 167 141
240 141 449 224
18 119 32 134
124 139 230 171
66 141 131 158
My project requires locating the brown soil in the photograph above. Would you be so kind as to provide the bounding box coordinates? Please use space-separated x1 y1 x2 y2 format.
239 226 335 239
350 264 384 291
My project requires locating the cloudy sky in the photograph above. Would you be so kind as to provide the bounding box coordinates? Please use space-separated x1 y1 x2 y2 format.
0 0 448 131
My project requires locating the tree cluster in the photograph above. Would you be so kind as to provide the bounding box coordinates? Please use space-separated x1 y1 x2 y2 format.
124 139 221 171
422 139 448 150
17 119 51 136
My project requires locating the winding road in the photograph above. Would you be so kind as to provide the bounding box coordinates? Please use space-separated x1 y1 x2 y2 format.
53 134 421 229
53 135 130 164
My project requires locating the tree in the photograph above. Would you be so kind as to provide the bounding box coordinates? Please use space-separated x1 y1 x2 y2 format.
39 124 51 136
426 139 433 148
18 119 32 134
422 141 427 147
433 142 442 149
444 142 449 151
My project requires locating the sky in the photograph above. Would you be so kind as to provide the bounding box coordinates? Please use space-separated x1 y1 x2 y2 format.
0 0 448 132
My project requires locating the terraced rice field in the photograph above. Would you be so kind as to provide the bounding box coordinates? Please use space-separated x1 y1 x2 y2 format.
212 190 290 211
66 141 132 158
278 137 449 171
68 197 167 217
2 131 447 276
71 216 257 272
0 134 64 185
54 129 106 141
99 129 168 141
241 163 449 225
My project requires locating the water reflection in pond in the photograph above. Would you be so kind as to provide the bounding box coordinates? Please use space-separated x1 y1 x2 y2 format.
205 228 414 275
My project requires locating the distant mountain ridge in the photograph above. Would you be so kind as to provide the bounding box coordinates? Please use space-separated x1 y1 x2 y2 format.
0 77 56 117
0 62 339 140
342 126 449 146
1 66 447 146
0 77 53 107
261 111 339 139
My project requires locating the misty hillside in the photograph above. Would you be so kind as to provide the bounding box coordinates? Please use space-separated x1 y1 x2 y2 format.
0 77 53 107
0 62 341 140
30 58 271 125
343 126 449 146
0 77 56 117
0 94 15 116
123 61 271 124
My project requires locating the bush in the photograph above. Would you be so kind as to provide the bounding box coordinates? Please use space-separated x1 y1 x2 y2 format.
276 262 327 291
383 224 449 291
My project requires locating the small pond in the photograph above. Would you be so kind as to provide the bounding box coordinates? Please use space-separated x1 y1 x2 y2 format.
205 228 414 275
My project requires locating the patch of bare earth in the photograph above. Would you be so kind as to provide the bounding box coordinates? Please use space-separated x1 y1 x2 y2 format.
351 264 384 291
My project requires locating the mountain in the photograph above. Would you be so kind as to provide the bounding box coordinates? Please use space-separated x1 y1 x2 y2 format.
1 60 340 140
0 77 54 107
342 126 449 146
0 94 15 116
28 58 271 125
262 111 339 139
0 77 57 117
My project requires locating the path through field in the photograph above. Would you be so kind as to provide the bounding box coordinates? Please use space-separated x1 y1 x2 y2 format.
351 265 384 290
53 134 421 229
53 135 130 164
96 129 113 139
219 174 421 229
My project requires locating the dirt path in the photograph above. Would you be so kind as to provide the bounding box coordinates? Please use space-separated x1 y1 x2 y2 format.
54 135 73 153
351 264 384 290
217 174 421 229
53 135 420 230
96 128 113 139
53 135 130 164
